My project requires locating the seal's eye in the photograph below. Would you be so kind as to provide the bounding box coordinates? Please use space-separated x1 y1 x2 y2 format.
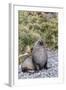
39 41 43 45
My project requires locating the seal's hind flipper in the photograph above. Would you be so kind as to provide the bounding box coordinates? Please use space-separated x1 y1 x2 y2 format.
44 61 48 69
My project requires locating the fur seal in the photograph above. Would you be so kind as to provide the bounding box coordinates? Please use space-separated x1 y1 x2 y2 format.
32 39 48 71
21 56 35 73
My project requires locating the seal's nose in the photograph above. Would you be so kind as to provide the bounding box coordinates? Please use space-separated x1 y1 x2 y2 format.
39 40 43 45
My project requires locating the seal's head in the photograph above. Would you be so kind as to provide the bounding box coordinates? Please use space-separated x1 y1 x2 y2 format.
38 39 44 46
34 39 44 48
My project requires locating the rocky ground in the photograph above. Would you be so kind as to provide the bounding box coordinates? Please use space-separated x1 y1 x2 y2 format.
18 49 58 79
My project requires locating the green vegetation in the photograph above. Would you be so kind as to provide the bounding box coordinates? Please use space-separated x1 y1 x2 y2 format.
18 11 58 55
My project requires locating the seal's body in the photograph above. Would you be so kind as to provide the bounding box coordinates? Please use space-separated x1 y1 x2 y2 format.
21 56 34 73
32 39 48 71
